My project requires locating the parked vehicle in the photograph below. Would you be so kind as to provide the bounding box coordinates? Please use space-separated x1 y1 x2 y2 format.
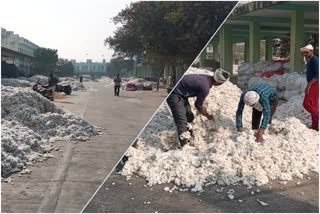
143 81 155 90
56 84 72 95
32 80 54 101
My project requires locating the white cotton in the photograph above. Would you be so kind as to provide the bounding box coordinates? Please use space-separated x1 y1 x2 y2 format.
1 86 101 176
121 68 318 188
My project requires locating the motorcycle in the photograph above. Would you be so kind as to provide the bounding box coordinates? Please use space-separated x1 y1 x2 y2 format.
32 80 54 101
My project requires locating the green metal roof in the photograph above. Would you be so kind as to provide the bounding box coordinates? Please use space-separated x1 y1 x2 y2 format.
221 1 319 41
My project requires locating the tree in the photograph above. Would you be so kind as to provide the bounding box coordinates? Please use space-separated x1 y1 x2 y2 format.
57 58 74 77
105 1 237 66
33 48 58 75
273 37 290 58
107 57 134 77
273 33 319 58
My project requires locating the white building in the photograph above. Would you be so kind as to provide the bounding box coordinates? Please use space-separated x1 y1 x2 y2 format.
72 59 107 74
1 27 39 75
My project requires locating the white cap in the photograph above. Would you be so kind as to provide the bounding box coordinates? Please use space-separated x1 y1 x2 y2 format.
300 44 314 52
244 91 260 106
213 68 230 83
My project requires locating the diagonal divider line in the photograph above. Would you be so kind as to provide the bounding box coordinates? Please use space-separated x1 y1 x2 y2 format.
80 1 240 212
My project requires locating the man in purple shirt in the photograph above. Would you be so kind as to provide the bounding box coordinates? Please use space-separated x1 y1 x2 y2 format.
167 68 230 147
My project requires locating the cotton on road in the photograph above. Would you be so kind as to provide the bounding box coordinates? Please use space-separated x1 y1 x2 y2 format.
1 80 167 213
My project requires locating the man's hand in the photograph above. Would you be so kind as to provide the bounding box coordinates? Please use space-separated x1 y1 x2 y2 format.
255 129 264 142
305 85 311 94
201 110 214 121
206 114 214 120
237 128 242 132
305 80 316 94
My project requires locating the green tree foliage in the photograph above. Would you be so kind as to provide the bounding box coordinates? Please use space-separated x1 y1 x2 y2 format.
33 47 58 75
105 1 237 65
57 58 74 77
107 57 134 77
273 33 319 58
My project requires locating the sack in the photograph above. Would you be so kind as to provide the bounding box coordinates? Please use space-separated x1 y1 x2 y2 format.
284 89 301 101
262 62 282 73
285 73 303 90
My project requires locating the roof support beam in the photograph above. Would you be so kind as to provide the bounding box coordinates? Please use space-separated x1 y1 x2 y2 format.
271 3 318 13
290 10 305 73
249 22 261 63
230 16 318 25
220 25 233 74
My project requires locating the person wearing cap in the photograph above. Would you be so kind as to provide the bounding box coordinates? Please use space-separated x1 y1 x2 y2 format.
236 83 278 142
300 44 319 130
167 68 230 147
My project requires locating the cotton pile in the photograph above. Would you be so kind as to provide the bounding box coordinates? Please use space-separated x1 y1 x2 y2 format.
1 86 101 176
122 68 318 189
248 73 307 100
2 75 92 92
1 78 33 87
99 76 114 87
237 61 271 89
237 61 292 89
274 94 311 125
59 77 89 91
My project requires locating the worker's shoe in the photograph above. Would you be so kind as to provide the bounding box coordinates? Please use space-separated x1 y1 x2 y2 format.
187 124 194 137
179 138 189 147
179 131 192 147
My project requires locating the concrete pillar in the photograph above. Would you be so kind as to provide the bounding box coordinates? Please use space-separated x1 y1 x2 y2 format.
212 42 219 61
290 11 304 73
244 40 250 63
199 49 207 67
249 22 260 63
220 25 233 73
175 64 184 81
266 36 273 61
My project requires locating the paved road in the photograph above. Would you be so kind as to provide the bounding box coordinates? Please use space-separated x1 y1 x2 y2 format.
1 81 167 213
84 171 319 213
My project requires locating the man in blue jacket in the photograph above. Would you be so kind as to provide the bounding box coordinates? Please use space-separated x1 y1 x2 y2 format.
167 68 230 147
236 83 278 142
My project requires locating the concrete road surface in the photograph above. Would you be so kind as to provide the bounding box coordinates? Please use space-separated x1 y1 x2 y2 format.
1 81 167 213
83 171 319 213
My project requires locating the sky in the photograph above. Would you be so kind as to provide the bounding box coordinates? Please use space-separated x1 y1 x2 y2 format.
0 0 134 62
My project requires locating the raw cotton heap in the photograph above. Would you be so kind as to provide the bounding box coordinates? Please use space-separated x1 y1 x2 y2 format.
59 77 89 91
1 86 101 176
122 68 318 189
2 75 92 92
1 75 48 88
248 73 307 100
18 75 49 85
274 94 311 125
237 62 271 89
99 76 114 87
237 61 290 89
1 78 33 87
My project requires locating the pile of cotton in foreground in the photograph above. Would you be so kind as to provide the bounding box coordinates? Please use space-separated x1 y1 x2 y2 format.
122 69 318 188
1 86 101 176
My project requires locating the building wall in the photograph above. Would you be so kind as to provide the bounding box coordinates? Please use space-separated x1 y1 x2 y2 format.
1 27 39 76
1 28 38 57
72 59 107 74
